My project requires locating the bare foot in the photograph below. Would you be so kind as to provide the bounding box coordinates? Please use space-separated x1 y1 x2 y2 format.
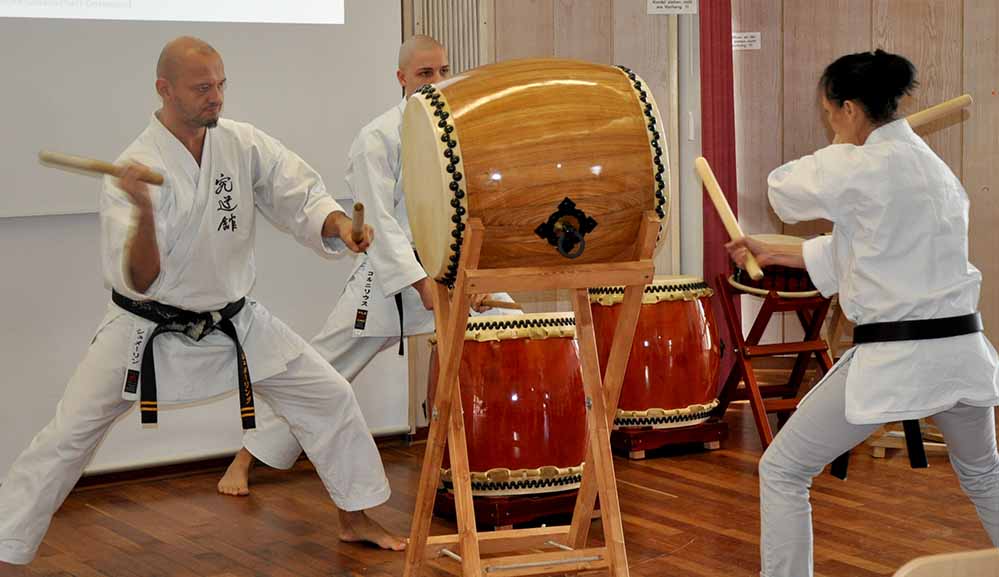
217 447 254 496
338 509 407 551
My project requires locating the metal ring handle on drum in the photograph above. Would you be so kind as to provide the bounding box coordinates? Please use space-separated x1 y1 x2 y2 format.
535 197 597 260
556 225 586 259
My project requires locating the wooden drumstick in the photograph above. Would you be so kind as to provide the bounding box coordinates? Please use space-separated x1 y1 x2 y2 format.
907 94 973 129
38 150 164 185
694 156 764 280
351 202 365 244
480 299 524 311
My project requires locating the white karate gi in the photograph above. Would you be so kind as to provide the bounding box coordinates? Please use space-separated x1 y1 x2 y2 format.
242 100 517 469
0 115 390 565
758 119 999 577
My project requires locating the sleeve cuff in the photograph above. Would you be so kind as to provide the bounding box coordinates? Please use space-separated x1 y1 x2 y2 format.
801 235 838 298
382 266 428 298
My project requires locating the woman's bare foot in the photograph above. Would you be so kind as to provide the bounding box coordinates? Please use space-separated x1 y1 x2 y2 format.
217 447 254 496
338 509 407 551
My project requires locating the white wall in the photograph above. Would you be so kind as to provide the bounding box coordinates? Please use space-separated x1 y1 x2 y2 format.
0 1 410 477
678 14 703 277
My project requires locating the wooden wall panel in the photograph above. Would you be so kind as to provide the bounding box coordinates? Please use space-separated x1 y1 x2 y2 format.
732 0 785 343
875 0 964 177
782 0 872 238
962 0 999 344
733 0 783 237
494 0 554 61
613 0 677 275
555 0 613 63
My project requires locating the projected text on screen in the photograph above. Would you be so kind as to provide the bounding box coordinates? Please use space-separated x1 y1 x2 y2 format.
0 0 344 24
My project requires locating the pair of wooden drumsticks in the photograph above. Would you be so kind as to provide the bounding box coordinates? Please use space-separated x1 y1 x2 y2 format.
39 93 971 298
696 93 973 280
36 151 523 312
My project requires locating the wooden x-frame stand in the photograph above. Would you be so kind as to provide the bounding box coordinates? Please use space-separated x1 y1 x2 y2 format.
403 214 659 577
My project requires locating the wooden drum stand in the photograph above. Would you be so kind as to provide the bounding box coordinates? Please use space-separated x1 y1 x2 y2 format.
403 214 659 577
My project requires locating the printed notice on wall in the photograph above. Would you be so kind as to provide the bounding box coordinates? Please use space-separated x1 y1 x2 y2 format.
648 0 697 15
732 32 762 50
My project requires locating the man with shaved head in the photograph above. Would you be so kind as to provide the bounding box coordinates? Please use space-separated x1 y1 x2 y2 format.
217 34 516 498
0 36 406 565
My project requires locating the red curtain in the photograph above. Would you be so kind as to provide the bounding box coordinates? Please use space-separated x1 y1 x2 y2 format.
699 0 739 389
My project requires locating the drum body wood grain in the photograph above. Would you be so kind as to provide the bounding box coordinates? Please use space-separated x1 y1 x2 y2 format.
403 58 668 285
590 276 721 429
428 313 586 497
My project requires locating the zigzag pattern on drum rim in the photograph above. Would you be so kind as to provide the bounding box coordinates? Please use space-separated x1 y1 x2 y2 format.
614 398 721 429
616 65 668 224
588 278 714 305
465 316 576 332
417 82 467 288
440 464 585 497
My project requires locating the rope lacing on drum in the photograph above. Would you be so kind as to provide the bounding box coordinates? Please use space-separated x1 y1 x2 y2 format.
616 65 667 222
419 83 465 288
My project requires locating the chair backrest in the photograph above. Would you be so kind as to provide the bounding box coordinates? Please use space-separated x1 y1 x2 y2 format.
894 548 999 577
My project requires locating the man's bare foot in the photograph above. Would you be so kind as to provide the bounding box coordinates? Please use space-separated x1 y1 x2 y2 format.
217 447 254 496
338 509 407 551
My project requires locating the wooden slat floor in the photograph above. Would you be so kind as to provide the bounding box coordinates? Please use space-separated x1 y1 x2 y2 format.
1 402 994 577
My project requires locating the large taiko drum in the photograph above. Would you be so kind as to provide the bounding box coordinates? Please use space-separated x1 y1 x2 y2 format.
589 276 721 429
730 234 820 298
403 58 668 286
428 313 586 497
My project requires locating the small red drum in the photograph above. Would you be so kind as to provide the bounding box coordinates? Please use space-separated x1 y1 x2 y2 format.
729 234 819 298
589 275 721 429
428 313 586 497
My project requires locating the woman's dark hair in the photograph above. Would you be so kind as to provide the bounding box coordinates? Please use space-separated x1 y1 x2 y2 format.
819 49 918 123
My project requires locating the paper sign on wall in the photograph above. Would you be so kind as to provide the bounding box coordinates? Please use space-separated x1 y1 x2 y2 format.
648 0 697 15
733 32 762 50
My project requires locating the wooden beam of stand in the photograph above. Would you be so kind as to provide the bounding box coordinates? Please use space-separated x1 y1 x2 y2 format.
426 526 571 558
569 213 659 550
480 547 611 576
465 261 654 293
404 222 484 577
569 288 630 575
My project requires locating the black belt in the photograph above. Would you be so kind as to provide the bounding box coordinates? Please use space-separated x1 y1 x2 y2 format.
394 292 405 355
853 313 983 344
394 249 425 356
111 290 255 430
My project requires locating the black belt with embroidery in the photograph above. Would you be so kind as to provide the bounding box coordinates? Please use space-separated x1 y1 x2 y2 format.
111 290 255 429
853 312 983 344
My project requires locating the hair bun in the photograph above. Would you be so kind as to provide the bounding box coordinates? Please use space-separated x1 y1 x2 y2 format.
821 49 918 123
874 49 917 99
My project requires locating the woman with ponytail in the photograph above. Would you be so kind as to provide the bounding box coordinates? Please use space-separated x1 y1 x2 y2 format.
728 49 999 577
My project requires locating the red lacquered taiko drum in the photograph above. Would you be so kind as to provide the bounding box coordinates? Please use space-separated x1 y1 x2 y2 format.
428 312 586 497
589 275 721 429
